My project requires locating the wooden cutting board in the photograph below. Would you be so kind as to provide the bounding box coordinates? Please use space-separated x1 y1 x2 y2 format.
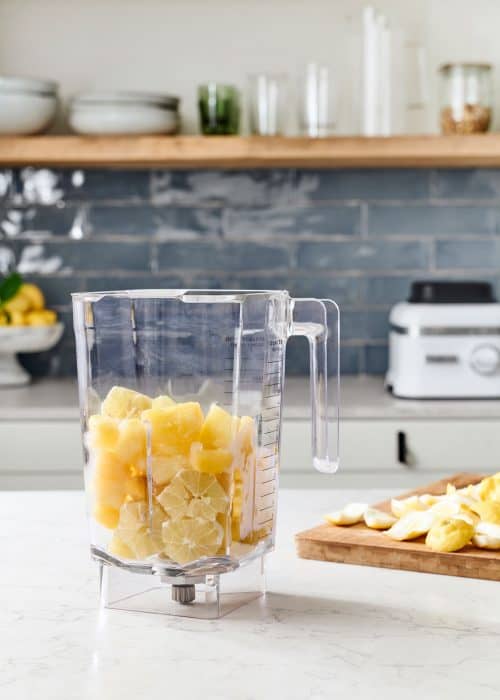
296 472 500 582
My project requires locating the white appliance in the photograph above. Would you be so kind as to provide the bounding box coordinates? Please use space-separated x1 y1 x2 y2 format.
386 281 500 398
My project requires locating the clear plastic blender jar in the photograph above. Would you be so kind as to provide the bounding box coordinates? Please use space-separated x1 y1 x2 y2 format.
73 289 339 618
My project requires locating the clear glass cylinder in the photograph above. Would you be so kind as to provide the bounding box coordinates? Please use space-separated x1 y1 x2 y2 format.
72 289 339 617
299 62 335 137
248 74 287 136
439 63 492 134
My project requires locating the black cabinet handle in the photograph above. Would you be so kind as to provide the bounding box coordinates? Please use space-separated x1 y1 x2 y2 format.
397 431 409 466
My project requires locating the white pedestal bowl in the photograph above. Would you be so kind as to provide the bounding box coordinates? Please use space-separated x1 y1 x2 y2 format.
0 323 64 386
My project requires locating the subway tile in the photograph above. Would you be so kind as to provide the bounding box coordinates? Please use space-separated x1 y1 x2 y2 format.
432 169 500 199
364 344 389 375
27 275 85 307
60 169 150 202
342 311 389 341
190 274 287 291
295 169 430 202
297 240 429 271
0 205 78 238
368 204 496 236
435 239 500 269
88 204 222 238
20 338 77 378
0 170 14 201
13 240 151 274
361 276 414 305
157 241 290 271
152 169 297 207
286 275 360 305
223 204 360 238
81 273 185 292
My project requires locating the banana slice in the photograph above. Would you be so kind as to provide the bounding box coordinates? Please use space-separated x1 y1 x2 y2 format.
363 507 396 530
385 509 435 541
324 502 368 526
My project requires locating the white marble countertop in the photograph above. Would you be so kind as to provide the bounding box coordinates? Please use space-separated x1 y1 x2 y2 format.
2 376 500 421
2 488 499 700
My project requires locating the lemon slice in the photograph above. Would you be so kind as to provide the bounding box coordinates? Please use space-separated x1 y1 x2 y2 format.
162 517 224 563
363 507 396 530
156 470 229 522
156 478 190 519
324 502 367 526
179 470 229 520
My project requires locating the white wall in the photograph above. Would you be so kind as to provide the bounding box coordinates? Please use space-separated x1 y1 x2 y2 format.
0 0 498 135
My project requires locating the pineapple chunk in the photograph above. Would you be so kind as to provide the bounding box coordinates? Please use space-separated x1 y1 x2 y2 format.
190 442 233 474
115 418 147 471
94 502 120 529
151 453 190 486
109 534 134 558
152 395 176 409
142 402 204 455
237 416 255 455
88 415 119 451
199 404 237 449
125 475 147 501
101 386 152 419
93 451 129 509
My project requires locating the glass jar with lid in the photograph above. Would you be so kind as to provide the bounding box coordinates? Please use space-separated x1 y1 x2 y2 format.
439 63 492 134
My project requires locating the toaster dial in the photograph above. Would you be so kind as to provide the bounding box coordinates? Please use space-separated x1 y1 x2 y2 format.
470 344 500 375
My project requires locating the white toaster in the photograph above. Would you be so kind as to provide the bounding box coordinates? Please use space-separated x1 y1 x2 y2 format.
386 281 500 399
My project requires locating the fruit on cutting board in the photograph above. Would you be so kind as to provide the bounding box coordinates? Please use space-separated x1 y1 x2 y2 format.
0 274 58 326
324 471 500 553
88 384 262 563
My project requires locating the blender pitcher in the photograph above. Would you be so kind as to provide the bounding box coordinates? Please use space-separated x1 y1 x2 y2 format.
73 289 339 618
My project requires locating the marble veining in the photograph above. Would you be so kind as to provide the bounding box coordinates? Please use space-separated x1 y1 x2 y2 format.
1 489 499 700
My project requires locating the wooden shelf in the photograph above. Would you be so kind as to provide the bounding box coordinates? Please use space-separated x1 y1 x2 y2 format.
1 134 500 168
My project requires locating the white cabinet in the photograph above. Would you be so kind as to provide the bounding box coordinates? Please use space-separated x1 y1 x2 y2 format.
0 421 83 489
0 417 497 490
280 418 496 488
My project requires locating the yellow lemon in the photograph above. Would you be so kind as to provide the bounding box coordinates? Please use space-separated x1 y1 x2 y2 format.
20 283 45 310
162 516 224 563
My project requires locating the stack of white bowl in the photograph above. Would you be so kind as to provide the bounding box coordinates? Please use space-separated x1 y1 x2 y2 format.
68 91 180 135
0 76 58 134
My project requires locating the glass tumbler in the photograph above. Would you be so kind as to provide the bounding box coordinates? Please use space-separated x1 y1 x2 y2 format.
198 83 240 135
439 63 492 134
248 74 287 136
73 289 339 618
299 62 335 137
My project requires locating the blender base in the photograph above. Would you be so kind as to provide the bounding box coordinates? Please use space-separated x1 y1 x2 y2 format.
98 556 266 619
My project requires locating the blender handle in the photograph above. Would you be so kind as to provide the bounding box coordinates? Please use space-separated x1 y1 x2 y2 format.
290 298 340 474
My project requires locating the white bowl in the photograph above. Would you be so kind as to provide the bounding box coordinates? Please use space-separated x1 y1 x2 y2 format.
0 323 64 386
69 104 179 135
0 76 58 135
68 91 180 135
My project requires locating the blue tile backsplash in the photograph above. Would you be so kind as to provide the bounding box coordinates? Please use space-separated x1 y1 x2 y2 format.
2 166 500 379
